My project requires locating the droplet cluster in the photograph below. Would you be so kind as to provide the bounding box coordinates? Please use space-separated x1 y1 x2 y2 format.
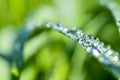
44 22 120 67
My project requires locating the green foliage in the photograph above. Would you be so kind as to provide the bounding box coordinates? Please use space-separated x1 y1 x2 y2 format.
0 0 120 80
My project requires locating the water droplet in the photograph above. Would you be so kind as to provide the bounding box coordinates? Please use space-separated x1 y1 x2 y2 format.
86 47 100 57
67 29 79 40
53 23 63 30
105 50 112 57
46 22 52 28
62 28 68 34
113 56 118 62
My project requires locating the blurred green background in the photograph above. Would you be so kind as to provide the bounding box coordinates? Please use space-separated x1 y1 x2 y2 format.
0 0 120 80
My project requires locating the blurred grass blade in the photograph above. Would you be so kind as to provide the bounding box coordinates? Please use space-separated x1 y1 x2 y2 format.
100 0 120 34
